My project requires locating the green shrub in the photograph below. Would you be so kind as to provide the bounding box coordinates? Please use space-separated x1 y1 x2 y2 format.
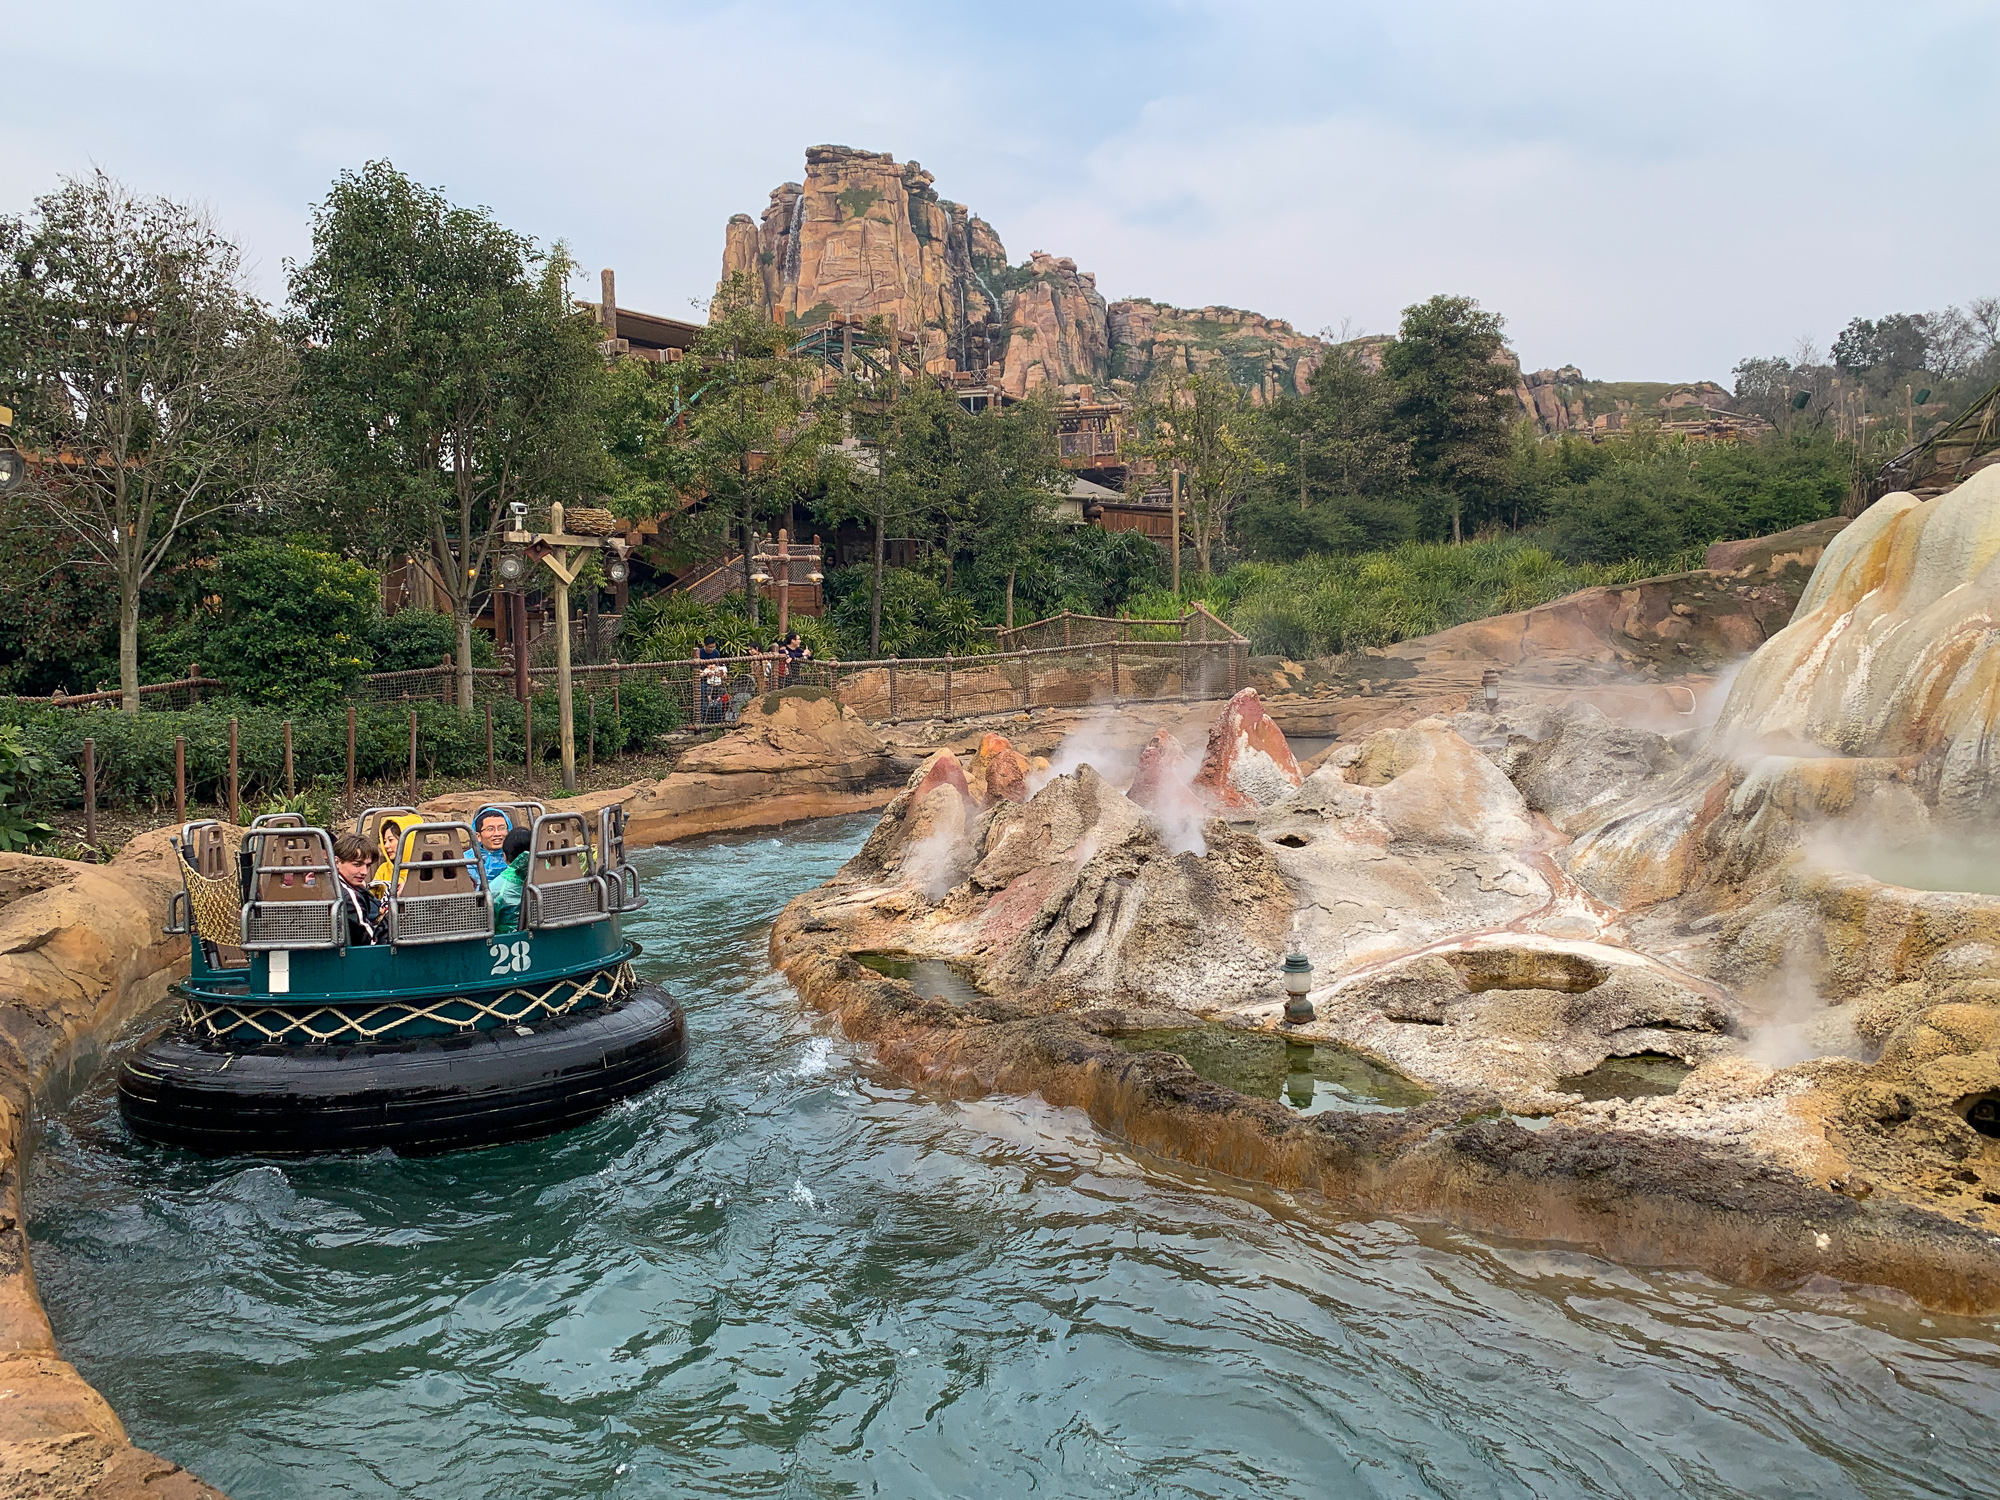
368 611 495 672
188 541 380 709
0 726 57 849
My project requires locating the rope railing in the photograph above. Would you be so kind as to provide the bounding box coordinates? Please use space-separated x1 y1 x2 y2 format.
6 613 1250 733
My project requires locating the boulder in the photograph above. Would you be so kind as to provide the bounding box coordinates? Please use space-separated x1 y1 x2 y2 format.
967 733 1032 806
1124 728 1189 810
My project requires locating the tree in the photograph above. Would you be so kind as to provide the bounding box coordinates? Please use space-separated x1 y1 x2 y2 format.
290 161 607 710
0 172 299 710
662 273 839 632
960 391 1066 628
1133 369 1266 577
1832 313 1931 385
188 540 379 708
1382 294 1515 542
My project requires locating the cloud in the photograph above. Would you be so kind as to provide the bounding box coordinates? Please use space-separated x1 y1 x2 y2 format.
6 0 1995 381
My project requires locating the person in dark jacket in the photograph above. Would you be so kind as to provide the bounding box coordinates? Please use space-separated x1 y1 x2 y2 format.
333 831 386 944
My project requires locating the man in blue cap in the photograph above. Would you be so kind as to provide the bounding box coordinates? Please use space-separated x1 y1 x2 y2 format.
471 807 514 884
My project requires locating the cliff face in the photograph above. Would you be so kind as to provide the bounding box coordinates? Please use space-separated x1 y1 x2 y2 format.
1108 300 1325 405
717 146 1324 401
718 146 1010 377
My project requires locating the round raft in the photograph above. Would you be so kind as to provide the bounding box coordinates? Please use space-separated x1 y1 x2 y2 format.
121 806 685 1157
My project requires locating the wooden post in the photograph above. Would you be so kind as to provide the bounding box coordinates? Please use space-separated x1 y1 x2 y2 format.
612 664 621 721
407 708 418 804
512 590 530 703
1110 639 1120 704
283 719 295 795
486 703 496 784
887 659 898 722
944 654 953 721
1170 469 1182 597
345 706 357 801
1063 612 1072 647
82 738 96 849
775 528 791 639
524 697 534 785
174 736 186 825
227 718 240 825
554 566 577 793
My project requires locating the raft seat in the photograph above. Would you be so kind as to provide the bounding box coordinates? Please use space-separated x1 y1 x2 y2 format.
240 829 344 951
524 814 606 930
388 823 495 946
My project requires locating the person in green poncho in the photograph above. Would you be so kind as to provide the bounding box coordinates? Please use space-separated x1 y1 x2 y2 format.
491 828 534 934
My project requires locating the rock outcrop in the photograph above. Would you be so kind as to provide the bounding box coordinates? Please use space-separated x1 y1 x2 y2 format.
1106 299 1326 404
427 689 906 845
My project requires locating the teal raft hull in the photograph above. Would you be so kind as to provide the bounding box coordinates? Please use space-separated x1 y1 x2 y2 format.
119 917 686 1156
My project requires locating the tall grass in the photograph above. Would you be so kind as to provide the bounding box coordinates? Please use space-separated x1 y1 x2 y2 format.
1125 539 1698 659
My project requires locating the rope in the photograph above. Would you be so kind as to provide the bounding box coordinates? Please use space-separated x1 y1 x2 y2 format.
186 866 244 946
179 962 635 1046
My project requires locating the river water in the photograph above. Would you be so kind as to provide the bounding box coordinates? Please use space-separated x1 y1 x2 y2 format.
27 815 2000 1499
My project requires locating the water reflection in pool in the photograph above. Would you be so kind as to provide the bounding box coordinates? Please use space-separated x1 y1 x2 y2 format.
27 816 2000 1499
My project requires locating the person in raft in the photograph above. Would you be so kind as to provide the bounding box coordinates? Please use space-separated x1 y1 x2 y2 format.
371 817 405 887
491 828 534 934
471 807 514 883
332 832 385 944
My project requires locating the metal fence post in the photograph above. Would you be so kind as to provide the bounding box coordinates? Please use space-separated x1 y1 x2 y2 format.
82 738 96 850
524 698 534 786
227 717 240 825
587 696 596 774
174 735 186 826
345 706 357 802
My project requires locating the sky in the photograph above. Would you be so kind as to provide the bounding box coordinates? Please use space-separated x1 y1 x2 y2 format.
6 0 1996 384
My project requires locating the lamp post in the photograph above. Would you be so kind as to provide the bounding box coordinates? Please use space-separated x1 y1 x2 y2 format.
748 529 824 640
1280 916 1315 1025
501 500 626 793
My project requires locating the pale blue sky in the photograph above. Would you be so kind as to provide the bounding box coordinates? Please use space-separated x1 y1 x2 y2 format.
7 0 1995 382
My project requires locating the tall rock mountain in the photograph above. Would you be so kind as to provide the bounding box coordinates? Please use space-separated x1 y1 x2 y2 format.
715 146 1713 429
717 145 1323 403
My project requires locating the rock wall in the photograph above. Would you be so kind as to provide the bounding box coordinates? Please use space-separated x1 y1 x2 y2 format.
0 839 225 1498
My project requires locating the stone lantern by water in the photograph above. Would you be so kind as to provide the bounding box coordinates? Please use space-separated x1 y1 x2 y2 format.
1280 917 1315 1025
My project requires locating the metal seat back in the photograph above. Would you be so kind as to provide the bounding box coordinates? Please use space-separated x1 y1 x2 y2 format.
387 822 494 946
594 804 645 913
240 828 343 950
523 813 605 929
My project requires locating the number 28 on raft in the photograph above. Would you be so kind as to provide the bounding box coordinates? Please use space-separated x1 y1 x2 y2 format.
488 940 532 975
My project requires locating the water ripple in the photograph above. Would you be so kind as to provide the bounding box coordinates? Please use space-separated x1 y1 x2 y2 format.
27 814 2000 1499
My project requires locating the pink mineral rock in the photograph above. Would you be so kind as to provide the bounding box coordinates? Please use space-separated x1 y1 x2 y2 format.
1191 689 1304 812
911 749 973 805
1125 729 1190 810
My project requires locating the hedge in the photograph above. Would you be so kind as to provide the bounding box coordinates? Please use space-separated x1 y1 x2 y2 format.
3 680 681 812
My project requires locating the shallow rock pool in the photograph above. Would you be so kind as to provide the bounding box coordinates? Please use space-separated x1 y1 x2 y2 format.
28 815 2000 1498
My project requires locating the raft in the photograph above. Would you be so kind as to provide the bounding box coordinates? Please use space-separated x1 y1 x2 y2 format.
119 805 686 1156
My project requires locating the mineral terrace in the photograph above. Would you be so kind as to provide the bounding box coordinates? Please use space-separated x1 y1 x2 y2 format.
774 468 2000 1312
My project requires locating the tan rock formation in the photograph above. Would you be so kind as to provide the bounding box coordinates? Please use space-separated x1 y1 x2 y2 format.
717 145 1008 376
995 253 1110 397
0 840 227 1497
424 690 906 846
1106 299 1328 403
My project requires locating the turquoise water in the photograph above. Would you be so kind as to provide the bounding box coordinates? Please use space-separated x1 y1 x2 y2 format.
27 814 2000 1499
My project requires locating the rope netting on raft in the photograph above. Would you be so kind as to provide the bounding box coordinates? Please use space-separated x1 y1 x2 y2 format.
179 962 634 1045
